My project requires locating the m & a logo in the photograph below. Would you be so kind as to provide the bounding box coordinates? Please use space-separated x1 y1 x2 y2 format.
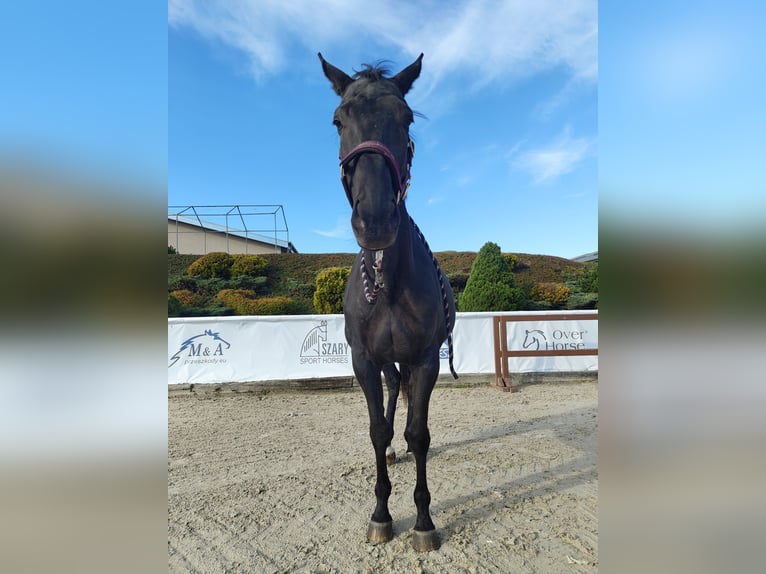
169 329 231 368
299 321 349 365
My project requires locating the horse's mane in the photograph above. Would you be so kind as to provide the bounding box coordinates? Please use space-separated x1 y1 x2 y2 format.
352 62 393 81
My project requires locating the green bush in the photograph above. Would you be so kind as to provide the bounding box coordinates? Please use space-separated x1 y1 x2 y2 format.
503 253 519 270
566 292 599 309
168 245 177 254
216 288 257 305
459 242 523 311
168 275 198 292
313 267 350 314
246 296 303 315
447 272 470 293
578 263 598 293
187 252 233 279
225 274 269 292
168 294 183 317
176 304 236 317
526 300 554 311
231 254 269 277
169 289 208 308
460 282 524 312
284 277 315 300
216 289 302 315
530 282 570 307
562 263 598 294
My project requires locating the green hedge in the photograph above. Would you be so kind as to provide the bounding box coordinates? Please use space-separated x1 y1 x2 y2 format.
216 289 303 315
313 267 350 314
530 282 570 307
231 254 269 277
168 294 183 316
459 242 524 311
188 252 233 279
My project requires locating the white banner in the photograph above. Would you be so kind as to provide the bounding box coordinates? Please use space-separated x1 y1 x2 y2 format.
168 311 598 385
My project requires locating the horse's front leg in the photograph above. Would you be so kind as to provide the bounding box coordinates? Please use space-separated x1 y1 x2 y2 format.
354 353 394 543
381 363 400 464
404 354 440 551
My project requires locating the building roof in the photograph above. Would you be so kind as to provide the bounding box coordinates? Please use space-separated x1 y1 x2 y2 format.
571 251 598 263
168 214 297 253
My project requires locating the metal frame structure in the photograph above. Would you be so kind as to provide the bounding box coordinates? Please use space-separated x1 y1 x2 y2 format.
168 204 293 254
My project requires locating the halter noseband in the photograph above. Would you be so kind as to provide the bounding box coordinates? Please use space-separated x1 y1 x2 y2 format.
339 140 414 207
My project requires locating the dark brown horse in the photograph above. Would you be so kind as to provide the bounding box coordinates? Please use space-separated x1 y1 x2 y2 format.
319 53 457 552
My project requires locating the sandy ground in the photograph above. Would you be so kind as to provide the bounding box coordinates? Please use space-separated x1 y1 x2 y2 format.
168 381 597 573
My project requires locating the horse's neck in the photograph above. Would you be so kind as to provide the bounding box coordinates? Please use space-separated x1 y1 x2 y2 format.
365 203 415 290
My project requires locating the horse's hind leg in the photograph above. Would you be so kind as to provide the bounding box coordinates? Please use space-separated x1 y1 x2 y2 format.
400 366 412 453
381 363 400 464
404 358 440 551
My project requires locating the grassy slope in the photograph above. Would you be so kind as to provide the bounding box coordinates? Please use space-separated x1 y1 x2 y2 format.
169 251 585 306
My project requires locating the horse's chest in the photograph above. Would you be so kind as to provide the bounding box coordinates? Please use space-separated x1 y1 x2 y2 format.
349 300 436 363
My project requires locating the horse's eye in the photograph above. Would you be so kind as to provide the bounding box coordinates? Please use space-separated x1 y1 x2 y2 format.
333 119 343 134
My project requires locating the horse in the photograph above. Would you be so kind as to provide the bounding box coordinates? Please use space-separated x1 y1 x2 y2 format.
319 52 457 552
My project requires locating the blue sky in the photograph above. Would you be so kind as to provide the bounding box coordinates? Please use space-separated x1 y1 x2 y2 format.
168 1 598 257
0 2 167 188
4 2 760 257
600 1 766 237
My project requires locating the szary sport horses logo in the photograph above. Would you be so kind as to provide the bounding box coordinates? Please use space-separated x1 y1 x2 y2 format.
300 321 328 357
299 321 349 364
522 329 547 351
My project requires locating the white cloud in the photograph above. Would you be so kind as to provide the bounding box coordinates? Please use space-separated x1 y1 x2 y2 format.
514 128 594 184
169 0 596 96
426 195 445 206
313 216 353 240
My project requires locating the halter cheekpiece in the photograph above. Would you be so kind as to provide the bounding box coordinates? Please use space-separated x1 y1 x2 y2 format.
339 140 414 207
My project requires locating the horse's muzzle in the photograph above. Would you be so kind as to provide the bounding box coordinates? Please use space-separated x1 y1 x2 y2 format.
351 208 400 250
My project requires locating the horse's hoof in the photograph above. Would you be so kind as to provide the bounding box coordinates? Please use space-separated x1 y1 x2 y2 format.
367 521 393 544
412 529 440 552
385 446 396 465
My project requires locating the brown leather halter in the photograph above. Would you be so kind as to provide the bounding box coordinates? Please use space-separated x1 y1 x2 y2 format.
339 139 414 207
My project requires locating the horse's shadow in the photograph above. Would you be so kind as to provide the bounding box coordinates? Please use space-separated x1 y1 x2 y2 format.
429 404 596 455
390 403 597 539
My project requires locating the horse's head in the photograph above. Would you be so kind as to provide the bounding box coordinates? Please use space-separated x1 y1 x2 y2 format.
319 53 422 250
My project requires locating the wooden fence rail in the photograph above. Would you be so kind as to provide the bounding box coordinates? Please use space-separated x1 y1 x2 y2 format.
493 312 598 392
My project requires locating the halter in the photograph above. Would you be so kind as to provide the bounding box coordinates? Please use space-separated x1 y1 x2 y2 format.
339 139 414 207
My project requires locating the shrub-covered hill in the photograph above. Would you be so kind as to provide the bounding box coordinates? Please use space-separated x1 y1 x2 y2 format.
169 251 584 286
434 251 586 284
169 251 589 314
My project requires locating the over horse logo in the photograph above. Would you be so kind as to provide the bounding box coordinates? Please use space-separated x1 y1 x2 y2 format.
523 329 547 351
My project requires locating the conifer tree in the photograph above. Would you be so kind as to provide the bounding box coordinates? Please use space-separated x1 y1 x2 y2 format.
459 242 523 311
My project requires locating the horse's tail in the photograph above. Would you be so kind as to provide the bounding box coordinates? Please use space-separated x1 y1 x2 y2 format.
400 364 411 405
448 333 458 379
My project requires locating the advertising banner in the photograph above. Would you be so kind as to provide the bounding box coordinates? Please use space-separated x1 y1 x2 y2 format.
168 311 598 385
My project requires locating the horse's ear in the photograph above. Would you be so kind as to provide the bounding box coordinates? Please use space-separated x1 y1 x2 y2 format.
318 52 353 97
392 53 423 96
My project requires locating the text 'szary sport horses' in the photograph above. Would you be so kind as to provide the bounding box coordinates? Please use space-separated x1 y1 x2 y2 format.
319 52 457 552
